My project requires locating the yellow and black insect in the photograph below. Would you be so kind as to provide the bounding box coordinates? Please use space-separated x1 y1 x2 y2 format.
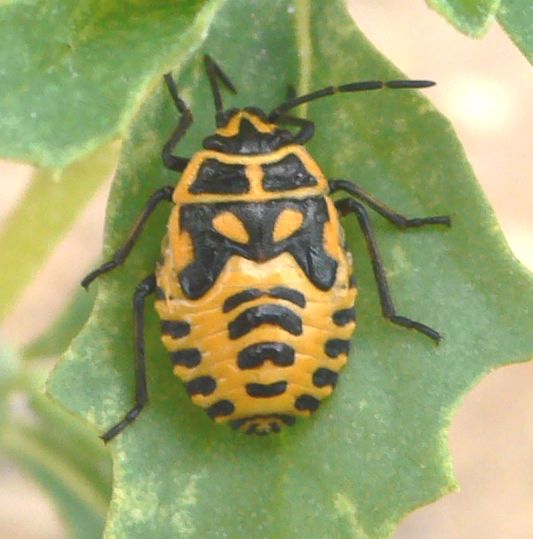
82 56 450 440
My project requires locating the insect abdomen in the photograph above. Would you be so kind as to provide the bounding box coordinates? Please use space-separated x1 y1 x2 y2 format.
155 197 356 434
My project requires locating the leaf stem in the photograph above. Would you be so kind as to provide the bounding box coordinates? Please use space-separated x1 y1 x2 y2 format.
295 0 312 117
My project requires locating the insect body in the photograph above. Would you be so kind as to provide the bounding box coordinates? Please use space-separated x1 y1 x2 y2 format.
82 56 450 441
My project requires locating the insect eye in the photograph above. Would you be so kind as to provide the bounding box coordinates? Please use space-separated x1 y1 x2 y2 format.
212 211 249 244
273 208 304 242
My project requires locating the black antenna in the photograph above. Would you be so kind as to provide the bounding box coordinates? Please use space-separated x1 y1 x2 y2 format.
268 79 435 121
204 55 238 127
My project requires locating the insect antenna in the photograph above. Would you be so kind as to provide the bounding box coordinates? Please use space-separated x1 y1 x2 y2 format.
204 55 238 127
268 79 435 121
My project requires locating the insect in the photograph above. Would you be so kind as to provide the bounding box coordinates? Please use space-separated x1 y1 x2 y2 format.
82 55 450 440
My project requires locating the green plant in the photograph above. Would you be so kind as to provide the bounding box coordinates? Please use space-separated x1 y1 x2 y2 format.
1 1 531 538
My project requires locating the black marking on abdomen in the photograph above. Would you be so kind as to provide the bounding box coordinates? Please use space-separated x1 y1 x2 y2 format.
246 381 287 398
223 289 263 312
161 320 190 338
187 376 217 396
268 286 306 308
332 308 356 326
270 422 281 433
169 349 201 368
312 368 338 388
295 394 320 412
207 400 235 419
223 287 306 314
228 304 302 339
325 339 350 358
237 342 295 369
230 414 296 431
279 415 296 426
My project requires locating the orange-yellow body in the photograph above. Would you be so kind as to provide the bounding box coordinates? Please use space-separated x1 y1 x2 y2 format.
155 112 357 434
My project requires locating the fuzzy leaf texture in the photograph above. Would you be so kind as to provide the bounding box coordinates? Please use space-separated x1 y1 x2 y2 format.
425 0 501 36
0 0 223 168
48 1 533 538
0 347 112 539
498 0 533 64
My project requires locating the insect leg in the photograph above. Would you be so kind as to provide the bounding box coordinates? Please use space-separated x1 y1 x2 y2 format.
329 179 450 228
162 73 193 172
204 55 237 127
275 84 316 143
101 273 156 443
81 185 174 289
277 113 315 144
335 198 441 342
286 84 297 100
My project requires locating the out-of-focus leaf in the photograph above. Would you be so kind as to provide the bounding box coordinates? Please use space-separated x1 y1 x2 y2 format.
0 368 112 539
0 142 118 321
497 0 533 64
425 0 501 36
0 342 20 425
23 287 96 359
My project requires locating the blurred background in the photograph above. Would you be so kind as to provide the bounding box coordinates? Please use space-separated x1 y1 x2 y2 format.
0 0 531 537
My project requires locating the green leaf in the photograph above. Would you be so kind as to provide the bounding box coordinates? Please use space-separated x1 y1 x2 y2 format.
23 287 96 359
48 1 533 537
2 424 110 539
498 0 533 63
0 343 20 426
0 142 118 321
426 0 501 36
0 0 224 168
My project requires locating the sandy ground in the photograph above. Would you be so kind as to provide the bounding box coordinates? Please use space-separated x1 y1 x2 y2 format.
0 1 531 537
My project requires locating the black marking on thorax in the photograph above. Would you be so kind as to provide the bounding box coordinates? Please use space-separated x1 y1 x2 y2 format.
190 160 248 194
262 154 317 191
178 197 338 299
202 109 293 155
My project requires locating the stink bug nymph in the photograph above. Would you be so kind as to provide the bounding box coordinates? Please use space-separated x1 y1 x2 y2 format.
83 56 450 440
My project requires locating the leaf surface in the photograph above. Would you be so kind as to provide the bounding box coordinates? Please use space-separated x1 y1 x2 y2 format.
0 143 117 321
0 0 223 167
425 0 501 36
48 1 533 537
497 0 533 63
23 288 96 359
0 350 112 539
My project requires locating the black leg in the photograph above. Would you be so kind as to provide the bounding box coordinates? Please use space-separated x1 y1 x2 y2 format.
335 198 441 342
204 55 237 127
286 84 297 100
81 185 174 289
277 113 315 144
101 273 156 443
329 179 451 228
162 73 193 172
